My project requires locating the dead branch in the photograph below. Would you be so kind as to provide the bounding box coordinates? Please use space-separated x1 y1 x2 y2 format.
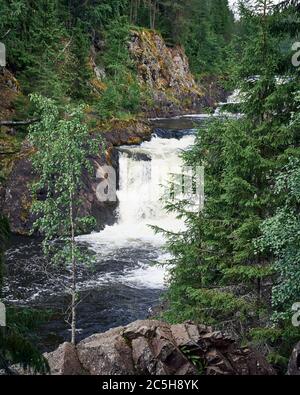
0 118 40 127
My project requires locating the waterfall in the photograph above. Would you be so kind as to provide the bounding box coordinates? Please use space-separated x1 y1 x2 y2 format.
77 134 195 289
117 135 195 236
79 134 195 247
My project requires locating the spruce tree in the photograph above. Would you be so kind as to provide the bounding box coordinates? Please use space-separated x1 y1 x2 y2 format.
159 0 300 338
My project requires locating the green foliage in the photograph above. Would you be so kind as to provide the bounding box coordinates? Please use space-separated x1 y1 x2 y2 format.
158 1 300 342
250 325 300 373
180 345 206 374
0 307 50 374
0 1 94 102
1 0 234 112
0 329 49 374
259 158 300 324
183 0 234 76
96 17 142 119
127 0 234 76
28 94 103 343
0 1 67 98
64 0 129 30
28 94 102 251
66 24 92 101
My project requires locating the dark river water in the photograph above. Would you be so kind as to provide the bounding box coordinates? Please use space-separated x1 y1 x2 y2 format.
4 236 165 351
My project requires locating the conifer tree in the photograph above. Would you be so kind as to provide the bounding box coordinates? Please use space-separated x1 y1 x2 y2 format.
158 0 300 338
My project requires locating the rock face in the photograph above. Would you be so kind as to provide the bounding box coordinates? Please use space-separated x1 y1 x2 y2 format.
129 30 205 117
44 320 276 376
77 327 135 375
0 67 21 213
128 30 227 117
3 140 119 234
0 67 20 120
3 151 36 235
44 342 87 375
287 342 300 375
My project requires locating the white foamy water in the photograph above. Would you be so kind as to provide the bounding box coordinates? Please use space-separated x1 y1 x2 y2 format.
77 135 195 288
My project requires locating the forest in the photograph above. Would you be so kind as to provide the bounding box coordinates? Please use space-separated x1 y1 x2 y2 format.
0 0 300 378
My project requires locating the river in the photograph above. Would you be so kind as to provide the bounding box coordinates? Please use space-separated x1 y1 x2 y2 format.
3 108 237 351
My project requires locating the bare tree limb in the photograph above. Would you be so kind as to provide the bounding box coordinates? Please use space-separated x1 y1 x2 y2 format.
0 151 19 156
1 29 11 40
55 38 72 61
0 118 39 127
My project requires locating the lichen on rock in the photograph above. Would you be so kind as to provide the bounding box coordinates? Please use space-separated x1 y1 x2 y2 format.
128 29 205 117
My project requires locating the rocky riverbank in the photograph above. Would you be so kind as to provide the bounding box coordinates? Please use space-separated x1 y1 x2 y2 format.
31 320 277 375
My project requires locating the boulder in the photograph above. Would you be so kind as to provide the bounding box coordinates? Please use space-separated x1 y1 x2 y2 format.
77 327 134 375
44 342 87 375
44 320 276 376
287 342 300 375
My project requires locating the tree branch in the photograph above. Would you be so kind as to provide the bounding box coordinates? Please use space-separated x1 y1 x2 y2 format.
0 118 39 127
0 151 19 156
1 29 11 40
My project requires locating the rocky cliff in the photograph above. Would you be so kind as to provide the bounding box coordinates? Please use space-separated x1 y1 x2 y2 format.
129 30 205 117
0 67 21 213
0 28 226 235
91 29 226 118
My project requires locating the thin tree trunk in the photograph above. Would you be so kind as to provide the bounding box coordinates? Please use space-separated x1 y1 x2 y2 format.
135 0 140 24
130 0 134 23
152 0 157 30
69 193 76 345
262 0 268 55
257 278 262 306
149 0 153 29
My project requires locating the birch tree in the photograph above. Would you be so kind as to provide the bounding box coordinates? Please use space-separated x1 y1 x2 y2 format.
28 94 103 344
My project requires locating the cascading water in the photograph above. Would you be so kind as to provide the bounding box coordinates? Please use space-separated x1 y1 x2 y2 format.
3 98 236 350
3 129 196 348
77 134 196 285
90 136 195 239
